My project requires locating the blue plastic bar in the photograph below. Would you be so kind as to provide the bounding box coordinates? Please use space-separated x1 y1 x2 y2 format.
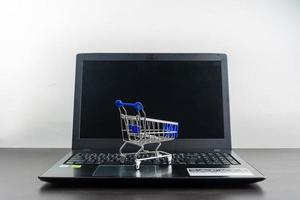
115 100 144 111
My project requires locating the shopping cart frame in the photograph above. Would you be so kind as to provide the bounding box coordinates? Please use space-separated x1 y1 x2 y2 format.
115 100 178 169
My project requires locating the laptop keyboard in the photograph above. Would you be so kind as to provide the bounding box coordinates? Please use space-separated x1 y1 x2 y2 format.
65 152 239 166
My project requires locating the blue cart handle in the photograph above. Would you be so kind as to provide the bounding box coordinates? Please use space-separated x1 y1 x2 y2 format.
115 100 144 111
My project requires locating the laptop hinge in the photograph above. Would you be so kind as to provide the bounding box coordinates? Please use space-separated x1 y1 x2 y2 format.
79 149 93 152
213 148 232 152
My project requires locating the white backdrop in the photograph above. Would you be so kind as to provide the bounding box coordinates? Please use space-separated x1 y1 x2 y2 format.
0 0 299 148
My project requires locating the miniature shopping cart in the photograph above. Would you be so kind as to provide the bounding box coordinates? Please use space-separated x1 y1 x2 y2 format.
115 100 179 169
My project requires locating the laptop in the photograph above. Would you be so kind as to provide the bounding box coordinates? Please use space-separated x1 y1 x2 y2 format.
39 53 265 184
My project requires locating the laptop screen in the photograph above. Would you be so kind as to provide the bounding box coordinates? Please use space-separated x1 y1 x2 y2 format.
79 60 224 139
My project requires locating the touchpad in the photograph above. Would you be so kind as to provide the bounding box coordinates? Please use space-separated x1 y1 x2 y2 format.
93 165 173 178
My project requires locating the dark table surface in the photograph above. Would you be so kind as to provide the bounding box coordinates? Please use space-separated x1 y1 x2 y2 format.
0 148 299 200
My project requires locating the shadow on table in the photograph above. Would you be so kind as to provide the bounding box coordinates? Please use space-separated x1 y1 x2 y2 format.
39 182 264 200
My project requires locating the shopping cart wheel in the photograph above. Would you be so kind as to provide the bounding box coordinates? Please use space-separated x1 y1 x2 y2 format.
135 160 141 170
167 155 172 165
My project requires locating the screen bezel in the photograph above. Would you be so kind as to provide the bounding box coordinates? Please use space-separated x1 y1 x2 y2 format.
72 53 231 151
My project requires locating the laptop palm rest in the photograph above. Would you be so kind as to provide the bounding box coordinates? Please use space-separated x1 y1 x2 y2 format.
93 165 173 178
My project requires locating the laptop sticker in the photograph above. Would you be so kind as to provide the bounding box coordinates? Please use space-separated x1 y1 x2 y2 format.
71 165 82 169
187 168 253 176
59 164 69 168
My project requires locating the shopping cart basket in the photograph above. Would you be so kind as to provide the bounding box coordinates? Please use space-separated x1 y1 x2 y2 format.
115 100 179 169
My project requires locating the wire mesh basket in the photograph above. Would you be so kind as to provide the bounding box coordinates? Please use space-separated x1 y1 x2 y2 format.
115 100 179 169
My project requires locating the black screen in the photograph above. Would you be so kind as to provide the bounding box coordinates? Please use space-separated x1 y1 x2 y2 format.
80 61 224 139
